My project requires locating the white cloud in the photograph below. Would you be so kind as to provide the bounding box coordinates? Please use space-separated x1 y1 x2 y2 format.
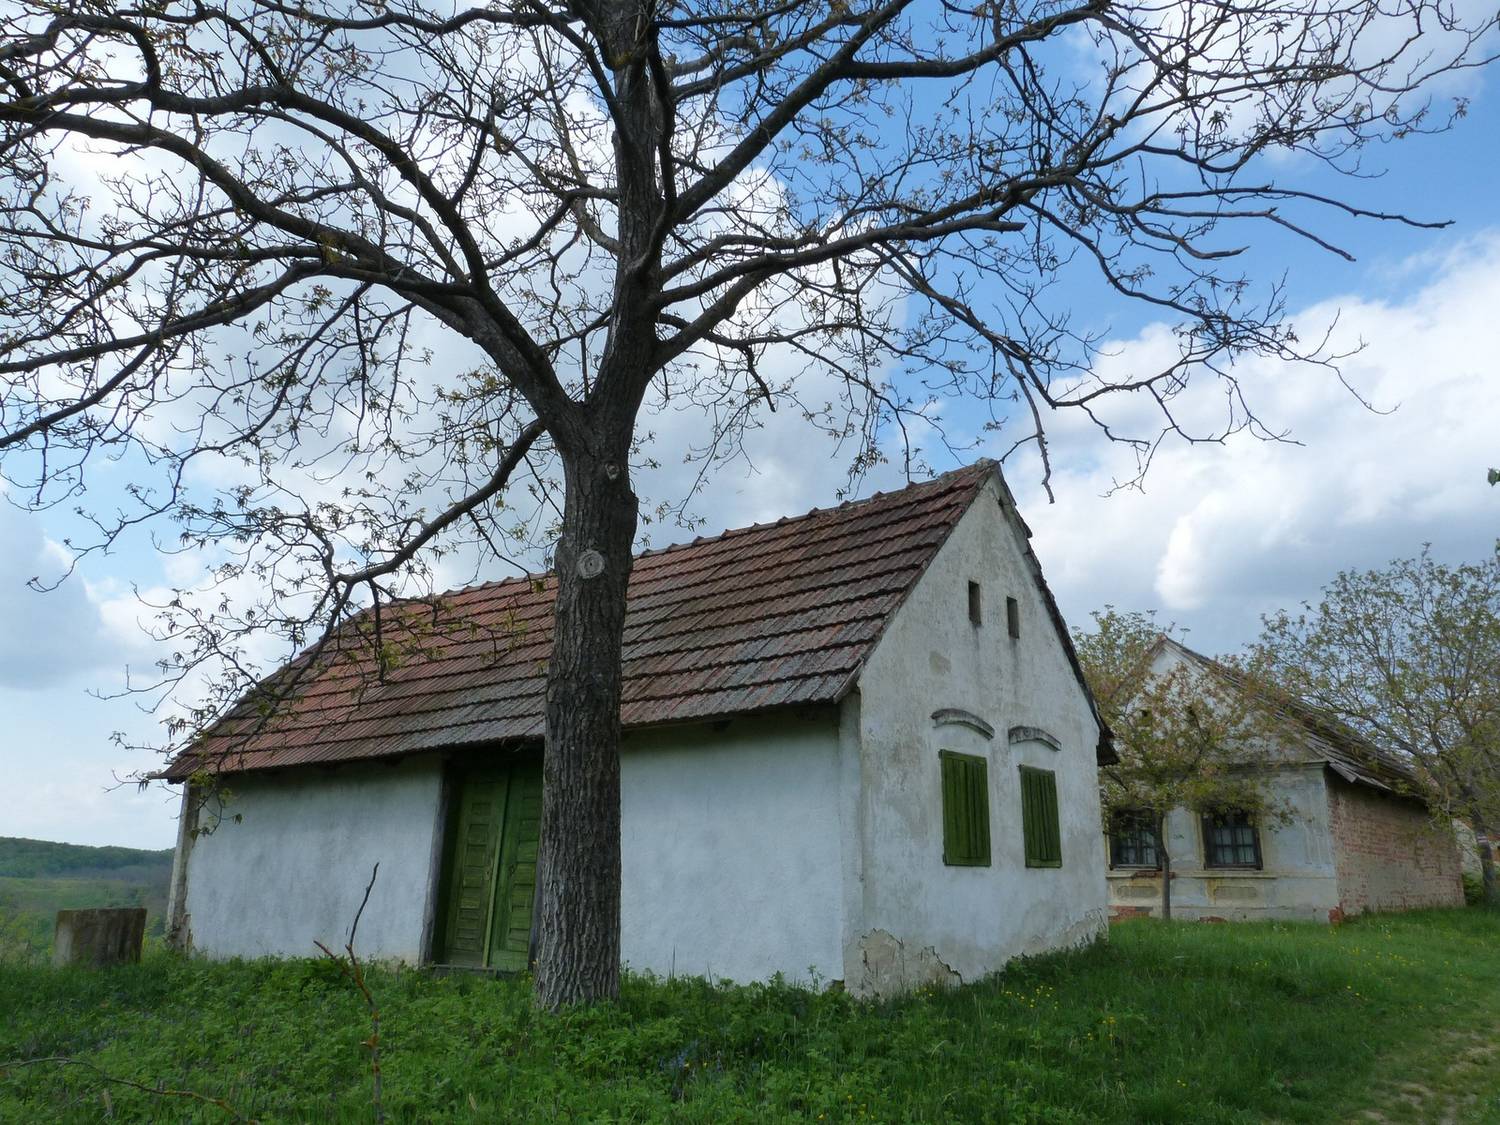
0 503 122 690
0 680 179 849
0 509 176 848
1013 232 1500 654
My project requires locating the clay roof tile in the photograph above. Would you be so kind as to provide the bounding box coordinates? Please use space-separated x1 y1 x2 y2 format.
162 462 998 778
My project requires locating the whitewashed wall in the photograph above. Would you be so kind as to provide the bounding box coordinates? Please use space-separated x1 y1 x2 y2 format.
849 478 1109 994
619 713 846 985
1105 764 1340 922
1106 643 1342 922
179 757 444 961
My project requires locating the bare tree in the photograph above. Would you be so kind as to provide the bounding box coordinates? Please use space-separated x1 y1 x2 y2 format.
1 0 1495 1005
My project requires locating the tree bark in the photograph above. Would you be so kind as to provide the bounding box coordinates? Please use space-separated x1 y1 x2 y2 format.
1474 816 1498 908
533 444 638 1009
1156 816 1172 921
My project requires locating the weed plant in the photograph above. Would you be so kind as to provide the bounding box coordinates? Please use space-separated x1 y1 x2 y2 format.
1 909 1497 1123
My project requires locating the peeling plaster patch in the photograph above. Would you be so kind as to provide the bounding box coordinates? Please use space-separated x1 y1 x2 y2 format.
1012 908 1109 962
1207 879 1262 904
855 930 961 999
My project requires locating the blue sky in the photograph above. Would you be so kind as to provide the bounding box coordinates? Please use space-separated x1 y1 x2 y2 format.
3 60 1499 850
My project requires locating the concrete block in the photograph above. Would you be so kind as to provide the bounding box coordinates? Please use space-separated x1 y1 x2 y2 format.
53 908 147 968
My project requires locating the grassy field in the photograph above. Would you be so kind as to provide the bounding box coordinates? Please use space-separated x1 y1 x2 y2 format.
0 876 167 957
0 837 173 960
0 909 1497 1124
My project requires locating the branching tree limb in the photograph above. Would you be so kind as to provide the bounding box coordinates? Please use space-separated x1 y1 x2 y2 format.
314 863 384 1125
2 0 1495 1005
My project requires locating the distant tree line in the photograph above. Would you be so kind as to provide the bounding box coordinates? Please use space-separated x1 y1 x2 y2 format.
0 837 173 884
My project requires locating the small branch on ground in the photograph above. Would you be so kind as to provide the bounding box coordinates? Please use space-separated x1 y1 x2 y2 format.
314 862 384 1125
0 1055 258 1122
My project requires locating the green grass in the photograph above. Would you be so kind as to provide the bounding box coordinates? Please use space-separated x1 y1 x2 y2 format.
0 837 173 960
1 910 1498 1123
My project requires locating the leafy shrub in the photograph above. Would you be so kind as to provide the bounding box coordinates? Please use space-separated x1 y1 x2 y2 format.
0 910 46 966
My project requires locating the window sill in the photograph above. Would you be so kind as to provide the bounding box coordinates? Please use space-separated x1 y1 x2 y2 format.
1106 869 1275 880
1179 869 1273 879
1198 868 1269 877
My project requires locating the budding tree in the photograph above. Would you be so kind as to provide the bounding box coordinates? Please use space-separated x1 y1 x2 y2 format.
2 0 1494 1003
1073 610 1282 918
1257 549 1500 905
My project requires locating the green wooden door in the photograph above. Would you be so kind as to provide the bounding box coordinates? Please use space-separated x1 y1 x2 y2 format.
438 761 543 971
487 764 543 972
439 771 509 967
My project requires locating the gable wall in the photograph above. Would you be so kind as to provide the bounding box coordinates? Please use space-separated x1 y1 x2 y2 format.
179 757 446 961
1145 642 1304 765
849 478 1108 994
1327 777 1463 916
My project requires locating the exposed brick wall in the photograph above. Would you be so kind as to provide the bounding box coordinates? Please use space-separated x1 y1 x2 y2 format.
1326 775 1464 915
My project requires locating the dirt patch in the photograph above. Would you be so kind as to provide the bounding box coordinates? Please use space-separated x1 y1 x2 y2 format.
1352 1024 1500 1124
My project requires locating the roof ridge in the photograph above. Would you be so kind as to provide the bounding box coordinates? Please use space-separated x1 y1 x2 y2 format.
429 459 995 602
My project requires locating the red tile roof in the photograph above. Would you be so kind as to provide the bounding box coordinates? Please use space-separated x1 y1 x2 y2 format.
164 462 1022 779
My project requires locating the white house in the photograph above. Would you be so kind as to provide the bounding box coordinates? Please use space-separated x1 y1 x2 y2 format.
162 461 1115 995
1105 639 1464 923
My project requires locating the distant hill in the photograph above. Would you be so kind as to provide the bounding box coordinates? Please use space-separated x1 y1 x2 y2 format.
0 837 173 960
0 835 173 883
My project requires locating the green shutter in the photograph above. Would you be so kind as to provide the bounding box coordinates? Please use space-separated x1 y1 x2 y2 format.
1020 766 1062 868
940 751 991 866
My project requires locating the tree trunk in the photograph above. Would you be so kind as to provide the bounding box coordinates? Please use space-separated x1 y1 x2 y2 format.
1474 816 1498 908
533 446 638 1009
1156 816 1172 921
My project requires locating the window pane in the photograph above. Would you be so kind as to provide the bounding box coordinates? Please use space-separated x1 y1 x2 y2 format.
1110 812 1158 867
1204 810 1259 868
